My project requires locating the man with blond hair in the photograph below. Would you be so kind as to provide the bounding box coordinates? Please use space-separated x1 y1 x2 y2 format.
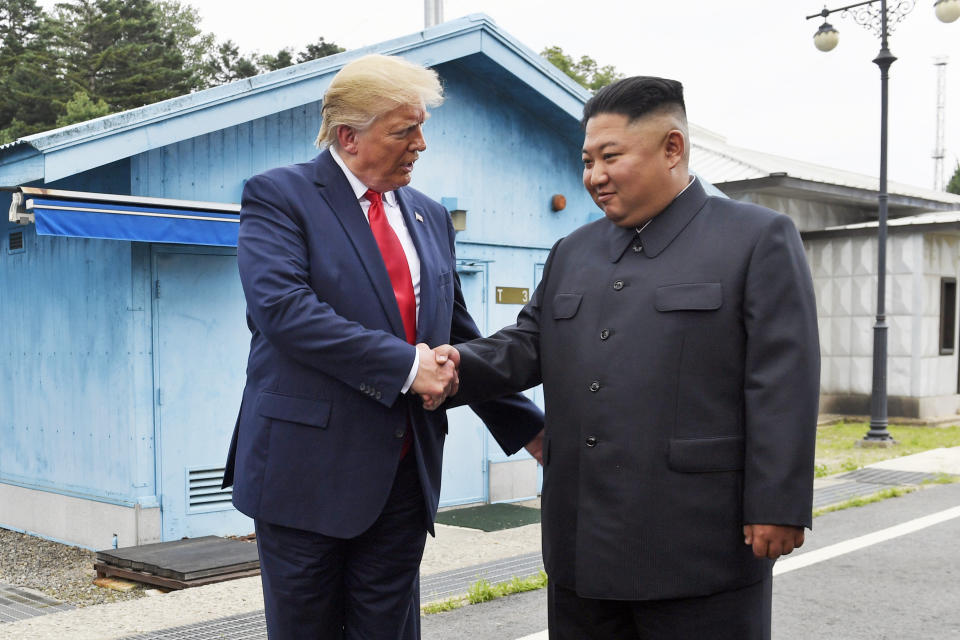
222 54 543 639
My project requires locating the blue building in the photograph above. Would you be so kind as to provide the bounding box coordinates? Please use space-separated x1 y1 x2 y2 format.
0 15 599 549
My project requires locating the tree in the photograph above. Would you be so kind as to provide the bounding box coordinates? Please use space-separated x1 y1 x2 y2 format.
0 0 68 140
56 90 110 127
0 0 345 144
948 163 960 195
50 0 194 111
156 0 214 89
541 45 623 92
259 47 295 72
202 39 259 85
0 0 45 71
296 37 344 64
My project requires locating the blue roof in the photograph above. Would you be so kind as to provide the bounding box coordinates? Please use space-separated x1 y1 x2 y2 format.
0 14 590 186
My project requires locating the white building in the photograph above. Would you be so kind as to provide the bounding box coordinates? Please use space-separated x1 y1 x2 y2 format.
690 126 960 419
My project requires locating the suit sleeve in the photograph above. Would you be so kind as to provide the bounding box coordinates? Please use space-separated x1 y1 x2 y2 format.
237 172 415 407
445 239 566 456
741 214 820 529
441 216 546 455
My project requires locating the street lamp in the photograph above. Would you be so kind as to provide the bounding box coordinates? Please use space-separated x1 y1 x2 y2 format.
805 1 956 444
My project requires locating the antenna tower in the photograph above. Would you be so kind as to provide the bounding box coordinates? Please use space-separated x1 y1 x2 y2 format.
933 57 948 191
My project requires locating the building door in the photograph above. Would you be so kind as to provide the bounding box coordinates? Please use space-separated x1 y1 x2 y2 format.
152 248 253 540
439 261 489 506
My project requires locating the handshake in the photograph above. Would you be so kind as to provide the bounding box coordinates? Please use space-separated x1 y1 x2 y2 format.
410 343 461 410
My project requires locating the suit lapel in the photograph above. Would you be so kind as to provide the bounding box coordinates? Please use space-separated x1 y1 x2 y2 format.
395 188 433 343
312 151 407 340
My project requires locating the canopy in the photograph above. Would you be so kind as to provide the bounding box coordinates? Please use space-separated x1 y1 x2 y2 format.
11 188 240 247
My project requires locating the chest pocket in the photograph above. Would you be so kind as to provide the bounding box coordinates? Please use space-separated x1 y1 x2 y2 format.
552 293 583 319
655 283 722 312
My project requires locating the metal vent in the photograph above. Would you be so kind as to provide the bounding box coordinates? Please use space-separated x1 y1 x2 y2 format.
8 230 24 253
188 467 233 511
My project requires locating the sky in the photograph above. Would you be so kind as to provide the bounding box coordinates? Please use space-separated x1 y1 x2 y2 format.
42 0 960 190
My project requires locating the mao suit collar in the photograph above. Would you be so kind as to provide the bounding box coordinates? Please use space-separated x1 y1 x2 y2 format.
607 176 709 262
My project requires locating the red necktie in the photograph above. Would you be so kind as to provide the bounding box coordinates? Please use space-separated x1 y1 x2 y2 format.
366 190 417 343
366 189 416 457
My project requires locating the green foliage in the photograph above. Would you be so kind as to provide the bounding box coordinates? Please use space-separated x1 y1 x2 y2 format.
922 472 959 485
0 0 66 138
56 91 110 127
297 37 345 64
0 0 45 69
424 571 550 613
49 0 194 110
156 0 214 88
202 39 259 85
259 48 295 72
467 578 497 604
814 421 960 477
421 596 466 614
0 118 46 144
947 162 960 195
465 571 548 605
812 486 915 517
0 0 347 142
839 459 860 472
540 45 624 92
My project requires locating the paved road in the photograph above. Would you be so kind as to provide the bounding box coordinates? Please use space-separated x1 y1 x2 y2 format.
421 482 960 639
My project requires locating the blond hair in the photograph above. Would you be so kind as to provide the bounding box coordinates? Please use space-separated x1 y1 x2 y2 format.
315 54 444 148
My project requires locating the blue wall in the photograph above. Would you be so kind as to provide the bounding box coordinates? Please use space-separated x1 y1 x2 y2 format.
0 224 156 507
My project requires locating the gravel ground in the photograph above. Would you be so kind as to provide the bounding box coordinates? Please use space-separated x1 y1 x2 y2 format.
0 528 147 607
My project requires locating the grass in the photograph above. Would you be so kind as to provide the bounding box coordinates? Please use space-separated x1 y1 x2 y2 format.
814 421 960 477
812 486 916 517
421 571 549 615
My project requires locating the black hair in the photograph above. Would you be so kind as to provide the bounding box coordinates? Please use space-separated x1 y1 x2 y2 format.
581 76 686 127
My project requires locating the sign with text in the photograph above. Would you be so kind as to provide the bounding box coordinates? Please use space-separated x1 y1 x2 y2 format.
495 287 529 304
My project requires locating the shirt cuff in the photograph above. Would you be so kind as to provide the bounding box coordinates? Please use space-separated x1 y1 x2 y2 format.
401 348 419 394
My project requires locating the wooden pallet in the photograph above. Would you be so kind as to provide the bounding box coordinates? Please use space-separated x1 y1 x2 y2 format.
93 562 260 590
95 536 260 590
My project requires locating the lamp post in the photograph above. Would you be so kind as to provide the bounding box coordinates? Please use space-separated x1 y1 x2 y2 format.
806 1 958 444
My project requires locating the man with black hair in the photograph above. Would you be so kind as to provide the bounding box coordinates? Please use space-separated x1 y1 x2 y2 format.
434 76 819 638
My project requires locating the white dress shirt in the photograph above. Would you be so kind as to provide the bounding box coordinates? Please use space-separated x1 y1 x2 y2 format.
330 147 421 393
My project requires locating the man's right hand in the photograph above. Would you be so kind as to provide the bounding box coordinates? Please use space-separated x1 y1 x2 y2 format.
411 343 459 410
432 344 461 370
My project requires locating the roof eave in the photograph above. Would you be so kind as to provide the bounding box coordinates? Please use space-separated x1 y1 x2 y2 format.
717 174 960 216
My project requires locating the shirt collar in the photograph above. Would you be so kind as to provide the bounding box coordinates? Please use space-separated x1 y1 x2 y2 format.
329 146 398 207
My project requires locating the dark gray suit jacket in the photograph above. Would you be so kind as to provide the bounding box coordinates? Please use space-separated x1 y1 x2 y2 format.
452 178 820 600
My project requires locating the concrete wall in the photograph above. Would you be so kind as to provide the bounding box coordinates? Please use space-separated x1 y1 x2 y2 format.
734 193 866 232
809 230 960 418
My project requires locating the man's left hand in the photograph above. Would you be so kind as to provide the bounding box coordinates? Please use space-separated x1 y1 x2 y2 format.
743 524 805 560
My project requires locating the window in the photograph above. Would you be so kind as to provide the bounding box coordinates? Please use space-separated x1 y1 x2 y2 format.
940 277 956 355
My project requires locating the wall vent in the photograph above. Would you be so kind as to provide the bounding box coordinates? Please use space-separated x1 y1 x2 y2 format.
187 467 233 511
8 230 24 253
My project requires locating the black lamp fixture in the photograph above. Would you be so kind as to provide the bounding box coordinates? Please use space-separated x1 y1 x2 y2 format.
805 1 956 445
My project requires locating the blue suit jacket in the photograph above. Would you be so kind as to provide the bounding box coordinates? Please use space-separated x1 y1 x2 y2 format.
223 150 543 537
